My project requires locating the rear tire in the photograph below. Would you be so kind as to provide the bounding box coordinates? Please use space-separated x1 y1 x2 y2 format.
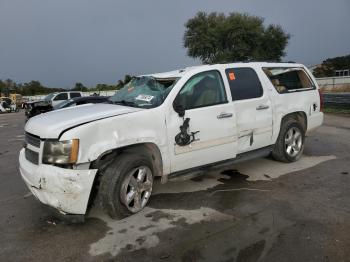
272 119 305 163
99 153 154 219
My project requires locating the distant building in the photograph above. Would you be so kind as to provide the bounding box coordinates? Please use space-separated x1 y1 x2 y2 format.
335 69 350 77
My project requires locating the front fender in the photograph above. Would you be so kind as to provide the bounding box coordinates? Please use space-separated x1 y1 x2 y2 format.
60 109 170 174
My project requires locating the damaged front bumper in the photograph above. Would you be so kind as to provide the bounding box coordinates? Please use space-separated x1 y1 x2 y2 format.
19 149 97 215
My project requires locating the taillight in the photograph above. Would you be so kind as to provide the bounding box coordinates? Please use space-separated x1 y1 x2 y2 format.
318 89 323 112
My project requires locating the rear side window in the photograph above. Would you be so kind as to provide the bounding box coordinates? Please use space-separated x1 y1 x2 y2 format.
263 67 315 93
225 68 263 100
70 92 81 98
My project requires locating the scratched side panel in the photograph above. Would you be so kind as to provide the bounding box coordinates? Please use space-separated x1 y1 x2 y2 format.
60 108 171 175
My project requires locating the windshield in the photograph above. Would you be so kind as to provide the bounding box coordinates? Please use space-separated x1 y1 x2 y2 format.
44 93 55 102
108 76 178 109
54 99 73 109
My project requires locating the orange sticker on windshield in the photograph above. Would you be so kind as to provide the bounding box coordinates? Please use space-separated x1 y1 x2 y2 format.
229 72 236 81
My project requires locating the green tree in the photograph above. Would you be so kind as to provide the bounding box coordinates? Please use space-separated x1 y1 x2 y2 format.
123 75 132 85
0 80 5 95
313 54 350 77
116 80 124 89
184 12 290 64
73 82 88 92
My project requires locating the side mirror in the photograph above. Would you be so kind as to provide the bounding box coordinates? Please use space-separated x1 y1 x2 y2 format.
173 102 185 117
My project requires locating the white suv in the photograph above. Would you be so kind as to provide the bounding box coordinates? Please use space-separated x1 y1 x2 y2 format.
44 91 82 107
19 63 323 219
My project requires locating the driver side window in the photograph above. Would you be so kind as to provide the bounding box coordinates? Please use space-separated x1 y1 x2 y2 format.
175 70 227 110
54 93 68 101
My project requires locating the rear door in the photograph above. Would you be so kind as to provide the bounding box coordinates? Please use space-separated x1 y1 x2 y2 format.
166 70 237 172
70 92 82 99
225 67 273 154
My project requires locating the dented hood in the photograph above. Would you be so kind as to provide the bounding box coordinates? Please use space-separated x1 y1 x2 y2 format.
25 103 142 138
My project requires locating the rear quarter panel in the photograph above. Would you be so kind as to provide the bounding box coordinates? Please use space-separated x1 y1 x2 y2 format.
257 66 323 143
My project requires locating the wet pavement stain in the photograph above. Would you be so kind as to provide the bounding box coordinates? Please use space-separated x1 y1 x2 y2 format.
145 210 176 222
236 240 266 262
2 211 111 262
220 169 249 183
181 247 204 262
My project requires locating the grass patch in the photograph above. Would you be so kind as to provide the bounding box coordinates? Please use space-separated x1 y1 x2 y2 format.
323 106 350 114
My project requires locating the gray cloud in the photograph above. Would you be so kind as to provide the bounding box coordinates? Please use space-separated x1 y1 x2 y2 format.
0 0 349 87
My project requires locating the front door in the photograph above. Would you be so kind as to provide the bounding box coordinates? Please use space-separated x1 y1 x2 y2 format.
52 93 68 107
166 70 237 173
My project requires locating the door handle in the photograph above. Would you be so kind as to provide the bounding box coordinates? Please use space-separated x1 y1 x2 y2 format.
256 104 269 110
217 113 233 119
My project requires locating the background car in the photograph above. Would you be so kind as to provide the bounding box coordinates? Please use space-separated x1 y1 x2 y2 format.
26 95 109 119
45 91 83 107
0 97 19 113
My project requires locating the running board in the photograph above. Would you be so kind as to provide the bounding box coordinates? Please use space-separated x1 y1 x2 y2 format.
167 146 273 182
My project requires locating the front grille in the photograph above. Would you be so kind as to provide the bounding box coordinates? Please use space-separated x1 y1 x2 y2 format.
25 132 41 148
25 148 39 165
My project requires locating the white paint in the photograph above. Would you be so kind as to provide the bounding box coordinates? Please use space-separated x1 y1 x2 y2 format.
19 149 97 214
89 207 234 257
25 103 142 138
20 62 324 217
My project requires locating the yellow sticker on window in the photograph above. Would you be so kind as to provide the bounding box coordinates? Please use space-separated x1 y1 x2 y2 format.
229 72 236 81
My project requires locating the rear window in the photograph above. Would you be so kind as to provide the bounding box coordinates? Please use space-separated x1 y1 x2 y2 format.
263 67 315 93
225 68 263 100
70 92 81 98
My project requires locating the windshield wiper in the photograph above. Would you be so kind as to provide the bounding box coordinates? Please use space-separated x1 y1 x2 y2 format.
112 100 137 107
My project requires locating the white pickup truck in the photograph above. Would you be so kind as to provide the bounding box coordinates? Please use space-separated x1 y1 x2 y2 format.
19 62 323 219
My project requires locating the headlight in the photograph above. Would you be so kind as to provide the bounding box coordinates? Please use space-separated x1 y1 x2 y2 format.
42 139 79 164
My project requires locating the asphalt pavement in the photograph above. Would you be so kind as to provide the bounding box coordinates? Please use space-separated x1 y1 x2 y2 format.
0 112 349 262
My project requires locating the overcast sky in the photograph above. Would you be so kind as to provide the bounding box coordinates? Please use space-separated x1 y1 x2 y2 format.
0 0 349 88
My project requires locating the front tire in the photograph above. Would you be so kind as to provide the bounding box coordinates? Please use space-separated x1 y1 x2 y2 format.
99 153 153 219
272 119 305 163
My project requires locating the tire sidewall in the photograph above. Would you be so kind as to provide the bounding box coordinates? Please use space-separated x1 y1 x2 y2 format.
101 154 154 219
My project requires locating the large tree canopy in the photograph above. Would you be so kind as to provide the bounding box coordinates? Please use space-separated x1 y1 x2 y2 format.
184 12 290 64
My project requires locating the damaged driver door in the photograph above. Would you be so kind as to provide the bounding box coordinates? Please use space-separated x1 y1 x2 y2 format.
166 70 237 173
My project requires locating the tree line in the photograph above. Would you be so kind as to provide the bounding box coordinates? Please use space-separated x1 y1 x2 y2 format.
312 55 350 78
0 75 132 96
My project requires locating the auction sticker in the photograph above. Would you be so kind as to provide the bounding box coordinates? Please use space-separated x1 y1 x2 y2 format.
135 94 154 102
